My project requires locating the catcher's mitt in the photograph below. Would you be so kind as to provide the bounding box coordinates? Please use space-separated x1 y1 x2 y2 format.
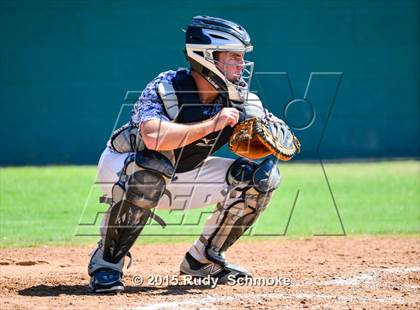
228 116 301 161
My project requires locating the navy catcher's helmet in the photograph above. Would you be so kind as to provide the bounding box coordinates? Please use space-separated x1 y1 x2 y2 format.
185 16 254 102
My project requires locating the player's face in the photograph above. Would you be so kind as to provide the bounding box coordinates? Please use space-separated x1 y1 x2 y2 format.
214 51 245 83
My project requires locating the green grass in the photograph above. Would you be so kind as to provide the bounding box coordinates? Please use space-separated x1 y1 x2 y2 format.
1 161 419 247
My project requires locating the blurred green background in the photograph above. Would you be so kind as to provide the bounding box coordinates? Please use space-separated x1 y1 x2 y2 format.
0 0 419 165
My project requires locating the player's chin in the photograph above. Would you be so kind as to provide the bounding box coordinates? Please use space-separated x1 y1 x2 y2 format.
226 75 240 83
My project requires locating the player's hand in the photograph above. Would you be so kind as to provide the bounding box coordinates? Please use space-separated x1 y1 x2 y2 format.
210 108 240 132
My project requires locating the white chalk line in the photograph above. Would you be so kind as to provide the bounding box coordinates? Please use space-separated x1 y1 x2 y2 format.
128 295 234 310
130 292 405 310
124 266 420 310
314 266 420 287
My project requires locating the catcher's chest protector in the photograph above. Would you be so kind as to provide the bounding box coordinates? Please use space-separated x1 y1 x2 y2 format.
163 69 234 172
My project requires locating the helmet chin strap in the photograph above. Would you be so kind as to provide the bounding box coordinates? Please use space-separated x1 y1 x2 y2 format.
189 58 234 100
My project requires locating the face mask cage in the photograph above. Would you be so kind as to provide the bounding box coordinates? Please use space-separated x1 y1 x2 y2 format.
204 48 254 102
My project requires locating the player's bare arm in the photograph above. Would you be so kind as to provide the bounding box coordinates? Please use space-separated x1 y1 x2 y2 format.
140 107 240 151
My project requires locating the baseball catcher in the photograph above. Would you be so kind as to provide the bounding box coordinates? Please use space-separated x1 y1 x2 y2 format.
88 15 300 293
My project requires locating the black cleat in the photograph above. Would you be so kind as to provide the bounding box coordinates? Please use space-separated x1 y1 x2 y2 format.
180 252 252 284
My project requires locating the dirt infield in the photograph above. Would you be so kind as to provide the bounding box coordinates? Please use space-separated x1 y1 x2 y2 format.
1 237 419 309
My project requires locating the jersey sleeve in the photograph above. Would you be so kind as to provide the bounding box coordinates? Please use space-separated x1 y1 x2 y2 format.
131 70 177 125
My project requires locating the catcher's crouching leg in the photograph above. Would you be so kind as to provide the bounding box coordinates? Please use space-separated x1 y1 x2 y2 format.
88 150 173 293
180 157 280 284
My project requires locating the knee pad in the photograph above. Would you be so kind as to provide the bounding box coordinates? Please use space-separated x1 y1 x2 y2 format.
226 157 281 195
243 157 281 212
111 150 174 209
251 157 281 193
226 158 258 191
124 170 167 209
